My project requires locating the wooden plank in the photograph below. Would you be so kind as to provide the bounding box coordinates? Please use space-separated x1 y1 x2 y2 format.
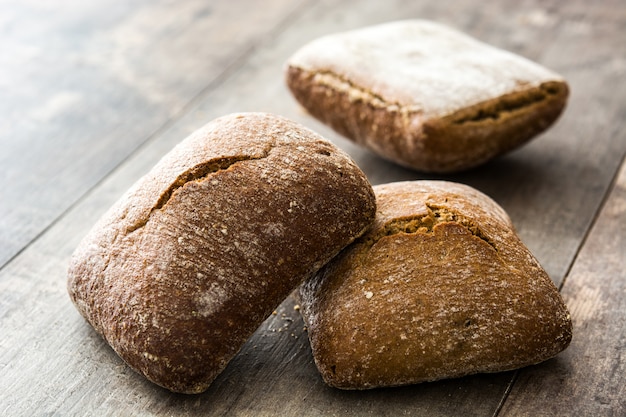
1 0 625 415
498 157 626 416
0 0 308 268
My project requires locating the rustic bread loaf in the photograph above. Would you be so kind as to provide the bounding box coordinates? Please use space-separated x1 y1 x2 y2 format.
299 180 572 389
286 20 569 173
67 112 376 394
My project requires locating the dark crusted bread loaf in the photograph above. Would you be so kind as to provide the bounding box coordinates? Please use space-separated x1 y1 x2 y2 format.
286 20 569 173
67 112 376 394
299 180 572 389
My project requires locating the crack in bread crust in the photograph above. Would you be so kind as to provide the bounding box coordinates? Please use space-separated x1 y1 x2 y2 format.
359 204 498 252
126 152 272 234
309 69 421 113
449 82 566 125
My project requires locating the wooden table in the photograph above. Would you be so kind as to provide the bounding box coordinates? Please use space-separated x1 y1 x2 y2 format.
1 0 624 415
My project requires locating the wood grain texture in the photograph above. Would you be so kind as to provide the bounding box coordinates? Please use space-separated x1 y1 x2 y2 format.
0 0 625 415
0 0 308 268
498 158 626 416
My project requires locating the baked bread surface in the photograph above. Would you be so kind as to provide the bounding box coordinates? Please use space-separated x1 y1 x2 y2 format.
286 20 569 172
67 112 376 393
299 180 572 389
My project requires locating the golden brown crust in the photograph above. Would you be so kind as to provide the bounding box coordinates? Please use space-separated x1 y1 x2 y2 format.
300 180 572 389
285 20 569 173
67 112 376 393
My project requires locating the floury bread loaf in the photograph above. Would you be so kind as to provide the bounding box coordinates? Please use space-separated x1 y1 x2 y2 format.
67 113 376 394
286 20 569 173
299 181 572 389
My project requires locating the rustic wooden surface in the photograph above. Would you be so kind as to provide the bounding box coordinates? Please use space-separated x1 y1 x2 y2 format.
0 0 624 415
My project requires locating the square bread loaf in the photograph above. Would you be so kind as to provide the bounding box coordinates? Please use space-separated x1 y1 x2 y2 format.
299 180 572 389
286 20 569 173
67 113 376 394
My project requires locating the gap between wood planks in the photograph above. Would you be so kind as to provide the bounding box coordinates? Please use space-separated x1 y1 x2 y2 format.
555 149 626 294
491 148 626 417
492 370 520 417
0 0 317 276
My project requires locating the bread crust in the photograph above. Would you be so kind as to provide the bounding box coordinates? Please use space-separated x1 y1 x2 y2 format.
299 180 572 389
67 112 376 393
286 20 569 173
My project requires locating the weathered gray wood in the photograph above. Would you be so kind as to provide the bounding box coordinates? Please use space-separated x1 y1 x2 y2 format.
498 158 626 417
1 0 625 415
0 0 308 268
